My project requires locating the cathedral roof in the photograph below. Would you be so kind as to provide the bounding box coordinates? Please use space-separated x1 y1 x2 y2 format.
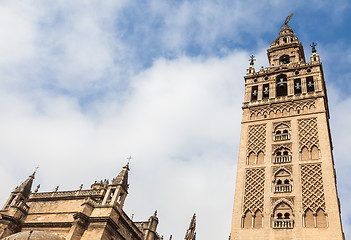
2 230 64 240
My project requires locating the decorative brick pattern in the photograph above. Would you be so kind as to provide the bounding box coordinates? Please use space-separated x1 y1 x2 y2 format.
243 168 265 214
248 124 266 155
301 164 326 213
298 118 319 150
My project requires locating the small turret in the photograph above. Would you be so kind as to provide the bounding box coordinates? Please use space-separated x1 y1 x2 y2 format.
184 213 196 240
3 172 35 210
0 172 35 238
102 163 129 208
143 210 159 240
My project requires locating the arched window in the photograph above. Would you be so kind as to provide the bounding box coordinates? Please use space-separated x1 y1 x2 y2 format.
316 209 327 228
273 147 291 164
276 74 288 97
272 202 294 228
257 151 264 164
243 211 252 228
311 146 319 160
248 152 256 165
274 170 292 193
254 210 263 228
273 123 290 141
306 76 315 92
304 209 314 228
301 147 309 160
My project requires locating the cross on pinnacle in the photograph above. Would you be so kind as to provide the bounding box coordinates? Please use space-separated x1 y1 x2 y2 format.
127 156 133 164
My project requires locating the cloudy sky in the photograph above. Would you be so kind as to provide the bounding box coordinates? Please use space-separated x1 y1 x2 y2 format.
0 0 351 239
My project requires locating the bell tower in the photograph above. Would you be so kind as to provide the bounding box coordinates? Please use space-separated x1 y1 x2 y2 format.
230 18 344 240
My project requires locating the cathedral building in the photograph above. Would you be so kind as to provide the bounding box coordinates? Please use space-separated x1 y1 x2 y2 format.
230 22 345 239
0 163 163 240
0 163 196 240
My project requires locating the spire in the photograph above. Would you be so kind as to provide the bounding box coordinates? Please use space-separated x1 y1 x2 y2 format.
13 171 35 199
184 213 196 240
111 162 129 190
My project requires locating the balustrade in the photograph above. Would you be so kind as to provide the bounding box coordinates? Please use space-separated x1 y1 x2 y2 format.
274 155 291 164
274 184 292 193
274 133 290 141
272 219 294 228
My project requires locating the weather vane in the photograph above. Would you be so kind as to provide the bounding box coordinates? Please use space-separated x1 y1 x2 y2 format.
281 13 294 28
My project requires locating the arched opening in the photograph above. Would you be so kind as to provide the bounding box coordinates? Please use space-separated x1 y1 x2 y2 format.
311 146 319 160
274 123 290 141
301 147 309 160
316 209 327 228
304 209 314 228
244 211 252 229
251 85 258 101
282 109 288 117
262 84 269 99
294 78 302 94
274 170 292 193
276 74 288 97
273 202 294 228
273 147 291 164
248 152 256 165
254 210 263 228
257 151 264 164
306 76 315 92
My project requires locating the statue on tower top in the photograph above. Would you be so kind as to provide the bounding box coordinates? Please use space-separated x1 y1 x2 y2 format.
281 13 294 28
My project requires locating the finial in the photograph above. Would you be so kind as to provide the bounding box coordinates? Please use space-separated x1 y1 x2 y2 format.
54 186 59 192
310 42 317 53
249 55 256 66
131 214 134 220
153 210 158 217
79 184 83 191
30 165 39 178
169 235 172 240
34 184 40 193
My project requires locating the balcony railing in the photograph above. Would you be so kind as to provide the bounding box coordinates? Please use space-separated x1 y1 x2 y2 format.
272 219 294 229
274 133 290 141
273 155 291 164
274 184 292 193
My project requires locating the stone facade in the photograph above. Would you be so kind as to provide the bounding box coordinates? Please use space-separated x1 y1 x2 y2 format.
230 24 345 239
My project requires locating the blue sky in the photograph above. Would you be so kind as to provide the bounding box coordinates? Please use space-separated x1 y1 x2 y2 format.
0 1 351 239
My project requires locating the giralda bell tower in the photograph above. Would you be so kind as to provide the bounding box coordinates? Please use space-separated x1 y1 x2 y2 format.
230 17 344 240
